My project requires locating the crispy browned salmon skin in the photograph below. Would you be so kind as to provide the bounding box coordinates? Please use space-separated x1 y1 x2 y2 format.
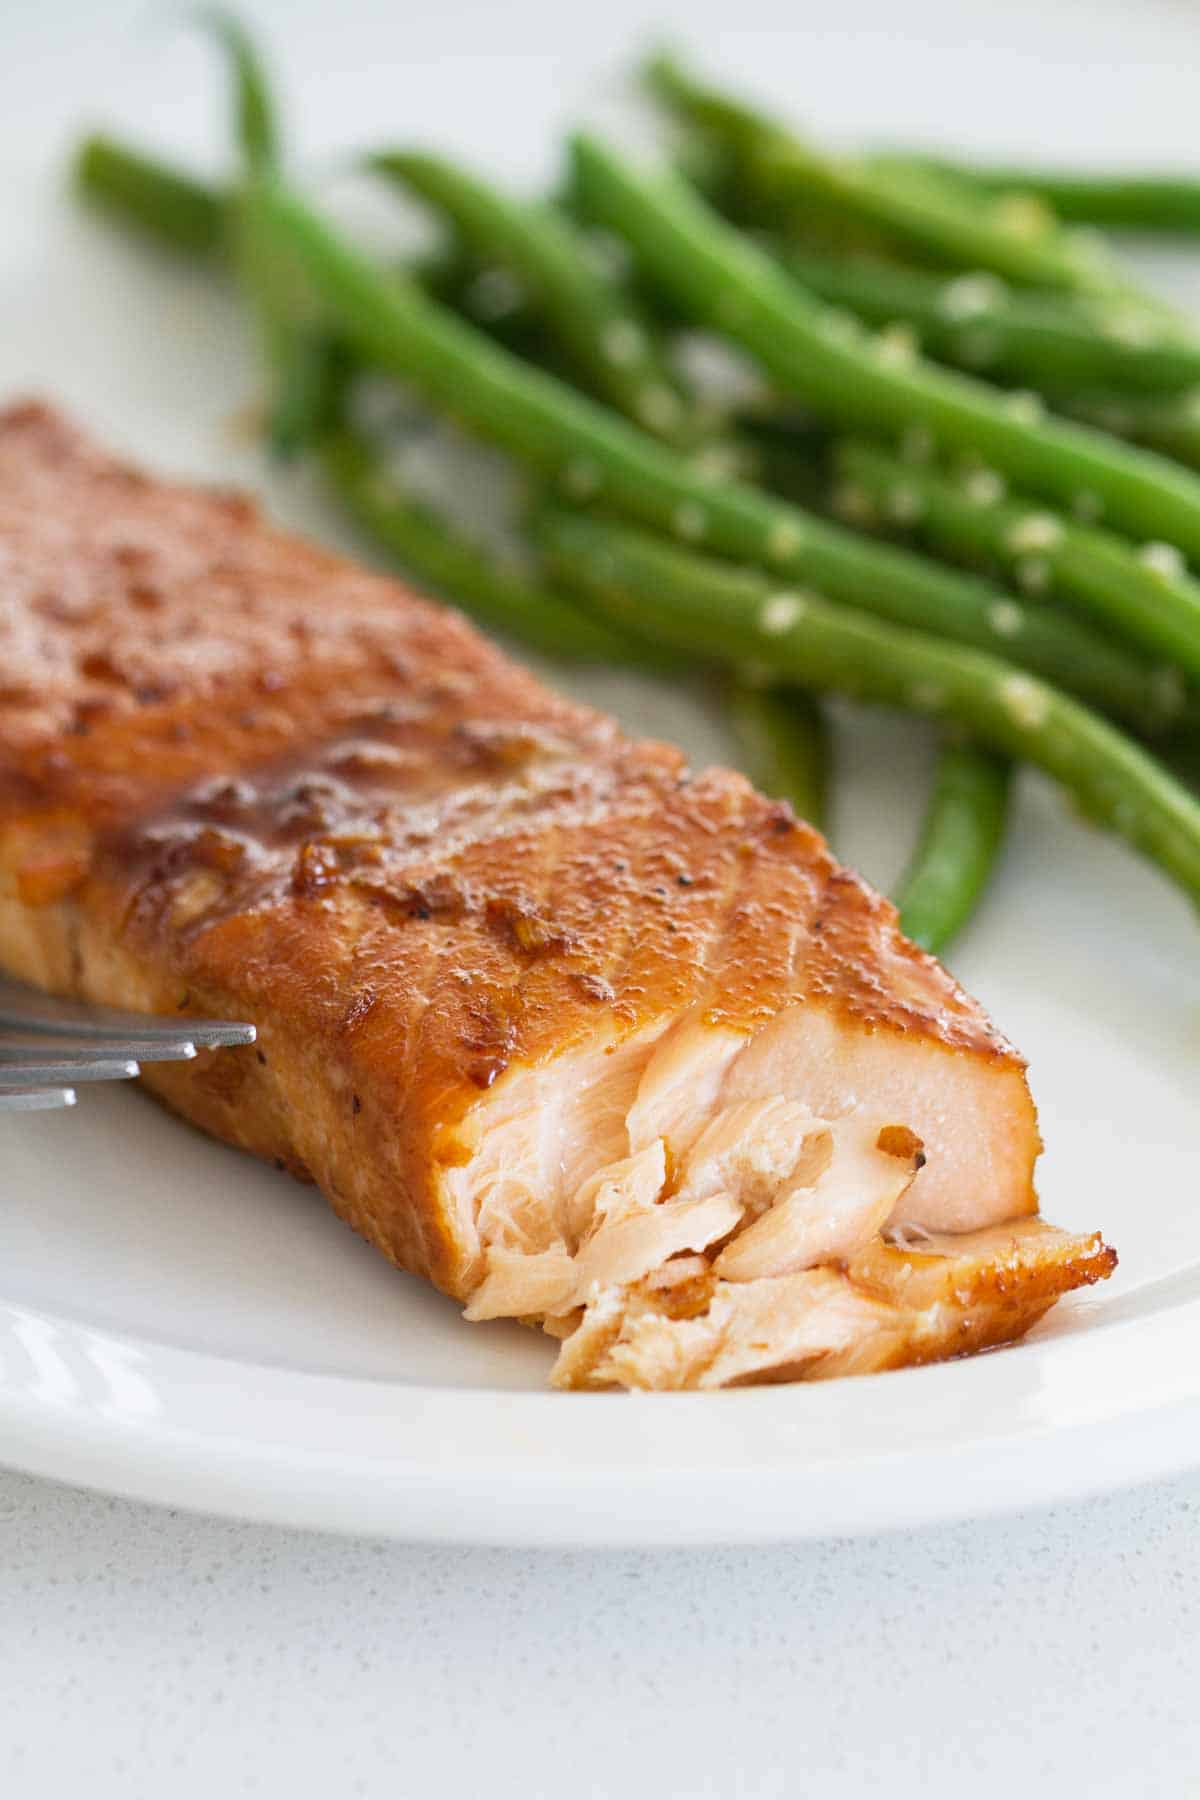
0 403 1114 1387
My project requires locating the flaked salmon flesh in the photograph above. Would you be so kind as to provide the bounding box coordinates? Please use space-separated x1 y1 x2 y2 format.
0 403 1115 1389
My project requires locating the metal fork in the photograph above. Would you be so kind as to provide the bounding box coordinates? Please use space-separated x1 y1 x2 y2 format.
0 977 255 1113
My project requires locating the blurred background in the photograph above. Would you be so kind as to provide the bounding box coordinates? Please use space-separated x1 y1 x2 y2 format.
7 0 1200 179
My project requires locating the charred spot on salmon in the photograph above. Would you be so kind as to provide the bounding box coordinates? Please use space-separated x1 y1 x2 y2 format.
324 831 385 865
188 776 260 819
110 541 152 571
485 896 576 957
120 821 242 908
654 1271 719 1321
402 875 471 920
452 719 551 769
278 774 357 835
80 650 124 684
354 874 471 924
209 489 258 527
186 828 250 875
292 839 340 897
876 1124 926 1165
573 970 616 1002
463 996 520 1089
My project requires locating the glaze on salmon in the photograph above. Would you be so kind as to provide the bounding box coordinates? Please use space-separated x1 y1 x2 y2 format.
0 403 1115 1388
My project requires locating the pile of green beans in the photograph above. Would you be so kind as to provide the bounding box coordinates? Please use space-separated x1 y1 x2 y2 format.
569 136 1200 585
67 14 1200 958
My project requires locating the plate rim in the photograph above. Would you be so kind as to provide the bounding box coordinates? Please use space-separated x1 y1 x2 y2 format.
4 1285 1200 1546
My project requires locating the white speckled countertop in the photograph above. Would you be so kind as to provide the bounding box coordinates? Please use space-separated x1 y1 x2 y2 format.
5 0 1200 1786
5 1464 1200 1796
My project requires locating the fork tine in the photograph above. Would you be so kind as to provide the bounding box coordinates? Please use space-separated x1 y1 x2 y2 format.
0 1085 77 1112
164 1019 255 1049
0 1054 139 1087
0 977 255 1048
0 1031 197 1064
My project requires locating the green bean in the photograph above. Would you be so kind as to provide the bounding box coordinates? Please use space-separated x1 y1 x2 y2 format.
412 243 563 361
740 418 834 510
531 505 1200 911
197 6 280 173
894 744 1012 953
371 151 701 443
72 135 225 254
728 684 829 831
778 249 1200 397
643 53 1137 299
200 13 341 466
869 154 1200 237
833 437 1200 697
568 136 1200 614
266 333 350 460
321 427 644 664
228 172 332 462
240 178 1181 730
742 684 1011 954
1059 391 1200 474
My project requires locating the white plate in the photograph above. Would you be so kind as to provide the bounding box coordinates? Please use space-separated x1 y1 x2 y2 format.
3 1065 1200 1546
2 0 1200 1545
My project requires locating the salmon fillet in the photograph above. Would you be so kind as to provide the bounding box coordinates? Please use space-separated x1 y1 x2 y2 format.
0 402 1115 1388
